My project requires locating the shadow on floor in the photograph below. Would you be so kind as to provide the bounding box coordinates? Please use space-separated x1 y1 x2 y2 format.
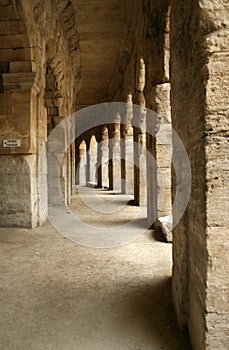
0 224 191 350
18 276 191 349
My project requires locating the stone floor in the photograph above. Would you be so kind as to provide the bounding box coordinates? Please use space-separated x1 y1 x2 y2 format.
0 188 191 350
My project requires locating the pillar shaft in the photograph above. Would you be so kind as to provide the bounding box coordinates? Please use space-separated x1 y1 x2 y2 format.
108 118 121 192
75 141 80 186
120 123 126 193
101 130 109 188
146 111 157 226
96 140 102 188
133 95 147 206
120 99 134 195
146 83 172 241
86 144 90 186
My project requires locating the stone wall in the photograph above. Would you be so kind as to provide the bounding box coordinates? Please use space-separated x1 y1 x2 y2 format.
0 0 80 227
170 0 229 349
203 1 229 347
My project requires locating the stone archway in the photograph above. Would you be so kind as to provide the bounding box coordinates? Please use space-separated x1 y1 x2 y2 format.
89 134 98 187
78 140 87 186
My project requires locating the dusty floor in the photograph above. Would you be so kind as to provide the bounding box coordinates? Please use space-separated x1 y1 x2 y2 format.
0 188 191 350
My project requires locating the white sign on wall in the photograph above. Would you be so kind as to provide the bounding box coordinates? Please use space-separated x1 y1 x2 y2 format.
3 139 21 147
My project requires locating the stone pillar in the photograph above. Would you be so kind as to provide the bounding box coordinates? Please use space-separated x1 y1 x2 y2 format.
62 147 70 205
133 96 147 206
0 72 42 227
146 108 157 227
75 140 80 186
108 116 121 192
85 141 90 186
46 108 71 205
70 117 76 199
120 95 134 195
36 92 48 226
171 1 229 349
76 140 87 187
89 136 97 186
152 83 172 242
133 58 147 206
96 138 102 188
70 144 76 194
108 133 113 190
120 122 126 193
47 121 68 206
101 128 109 188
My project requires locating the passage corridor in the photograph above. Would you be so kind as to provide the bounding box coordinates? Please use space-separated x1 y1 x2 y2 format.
0 188 191 350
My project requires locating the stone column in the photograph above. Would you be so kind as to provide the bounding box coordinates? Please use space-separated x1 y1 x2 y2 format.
85 141 90 186
151 83 172 241
75 140 80 186
96 137 103 188
120 122 126 193
0 72 41 227
120 95 134 195
133 95 147 206
46 119 68 206
146 107 157 228
108 132 113 190
36 91 48 226
70 144 76 194
101 128 109 188
89 136 97 186
67 119 76 200
77 140 87 186
133 58 147 206
108 116 121 192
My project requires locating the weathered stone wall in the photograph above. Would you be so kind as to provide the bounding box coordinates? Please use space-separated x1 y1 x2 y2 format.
0 155 37 227
0 0 38 227
171 0 229 349
0 0 80 227
203 1 229 347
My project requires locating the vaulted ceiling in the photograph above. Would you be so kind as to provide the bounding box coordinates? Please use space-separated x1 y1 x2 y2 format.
72 0 125 107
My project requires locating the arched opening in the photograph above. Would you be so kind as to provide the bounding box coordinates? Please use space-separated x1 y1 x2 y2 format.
89 134 97 187
124 124 134 195
78 140 87 186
